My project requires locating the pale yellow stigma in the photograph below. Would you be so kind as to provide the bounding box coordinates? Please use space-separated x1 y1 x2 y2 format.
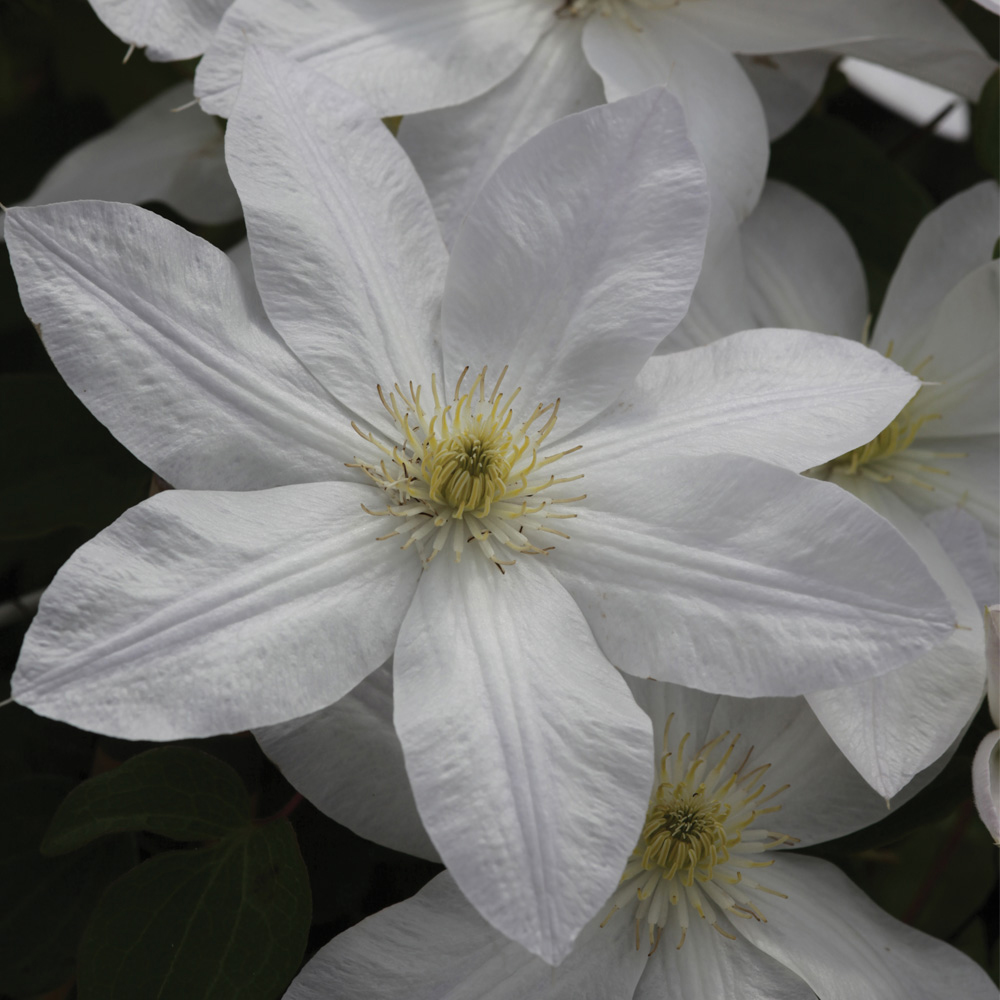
350 366 585 569
602 715 795 954
827 346 964 491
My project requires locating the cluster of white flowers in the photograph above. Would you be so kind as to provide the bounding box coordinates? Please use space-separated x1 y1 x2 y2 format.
4 0 998 996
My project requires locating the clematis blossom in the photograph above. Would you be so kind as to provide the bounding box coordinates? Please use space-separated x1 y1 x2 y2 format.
5 54 953 962
193 0 993 249
657 179 998 798
278 680 998 1000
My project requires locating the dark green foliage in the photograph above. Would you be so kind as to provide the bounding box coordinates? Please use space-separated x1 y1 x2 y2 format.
77 822 310 1000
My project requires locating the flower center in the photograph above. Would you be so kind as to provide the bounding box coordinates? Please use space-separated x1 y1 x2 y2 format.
350 366 585 569
603 715 796 954
556 0 681 26
824 347 963 491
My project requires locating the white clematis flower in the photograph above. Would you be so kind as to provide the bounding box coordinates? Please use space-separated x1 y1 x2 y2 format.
279 680 998 1000
5 53 953 962
193 0 993 246
661 179 999 798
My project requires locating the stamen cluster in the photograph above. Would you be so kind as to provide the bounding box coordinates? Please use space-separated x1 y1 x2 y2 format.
351 366 584 568
603 716 795 954
829 349 963 491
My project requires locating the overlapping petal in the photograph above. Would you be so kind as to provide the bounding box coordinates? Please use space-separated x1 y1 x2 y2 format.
284 872 647 999
90 0 232 60
197 0 551 117
807 484 985 797
636 913 814 1000
550 453 952 696
583 10 768 228
14 483 419 739
737 855 998 999
882 263 999 439
741 181 869 342
226 50 447 430
394 555 652 964
254 662 439 861
5 201 354 491
399 18 604 247
2 84 240 231
574 329 919 473
440 87 708 436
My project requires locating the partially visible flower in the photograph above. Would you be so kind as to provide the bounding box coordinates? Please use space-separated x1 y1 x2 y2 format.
974 606 1000 843
277 680 997 1000
661 179 998 799
193 0 993 247
5 56 953 962
89 0 233 60
0 84 241 242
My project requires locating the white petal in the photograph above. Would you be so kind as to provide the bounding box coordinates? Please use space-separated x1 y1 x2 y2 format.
807 484 985 797
196 0 550 117
674 0 969 50
583 11 768 228
226 50 447 429
973 729 1000 844
884 263 999 439
254 661 439 862
876 182 999 351
285 872 647 1000
441 88 708 436
661 204 755 352
636 911 814 1000
926 507 999 610
4 201 354 491
1 85 240 231
394 555 653 964
628 679 929 848
398 18 604 248
574 329 919 473
832 34 995 102
90 0 231 59
736 854 999 1000
742 181 869 341
989 606 1000 726
13 482 419 740
839 58 971 142
549 453 952 696
738 51 834 141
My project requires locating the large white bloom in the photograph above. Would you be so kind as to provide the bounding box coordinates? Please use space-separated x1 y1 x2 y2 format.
192 0 993 247
657 180 998 799
5 53 952 962
279 679 998 1000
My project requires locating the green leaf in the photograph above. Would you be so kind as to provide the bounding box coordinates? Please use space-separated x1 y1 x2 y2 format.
43 747 251 855
769 113 934 312
0 775 135 997
78 821 311 1000
974 70 999 182
0 373 149 540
